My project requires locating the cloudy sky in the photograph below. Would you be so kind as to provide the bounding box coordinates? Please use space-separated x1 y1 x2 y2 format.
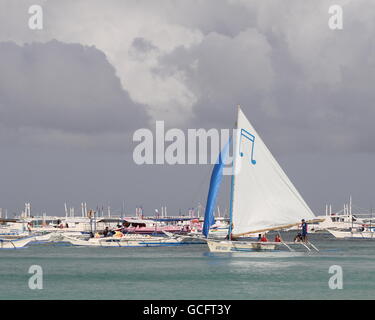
0 0 374 217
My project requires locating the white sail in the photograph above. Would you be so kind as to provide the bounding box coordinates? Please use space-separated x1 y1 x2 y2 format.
231 107 315 236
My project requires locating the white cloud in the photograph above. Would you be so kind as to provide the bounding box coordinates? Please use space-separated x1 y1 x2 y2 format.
46 0 204 124
1 0 375 152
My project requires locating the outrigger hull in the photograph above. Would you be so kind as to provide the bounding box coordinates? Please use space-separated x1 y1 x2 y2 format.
206 239 278 252
0 236 36 249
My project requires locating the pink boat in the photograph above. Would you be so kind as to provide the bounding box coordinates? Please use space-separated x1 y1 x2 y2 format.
122 225 186 234
120 219 191 234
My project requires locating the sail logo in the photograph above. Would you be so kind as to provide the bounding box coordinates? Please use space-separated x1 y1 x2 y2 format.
239 128 256 165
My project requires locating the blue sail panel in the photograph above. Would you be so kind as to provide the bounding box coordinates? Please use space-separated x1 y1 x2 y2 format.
202 138 231 238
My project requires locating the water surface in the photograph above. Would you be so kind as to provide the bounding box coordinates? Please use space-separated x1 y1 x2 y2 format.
0 233 374 299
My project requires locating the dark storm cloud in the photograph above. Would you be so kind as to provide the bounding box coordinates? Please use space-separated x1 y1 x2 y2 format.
0 0 374 216
0 40 149 150
154 1 375 155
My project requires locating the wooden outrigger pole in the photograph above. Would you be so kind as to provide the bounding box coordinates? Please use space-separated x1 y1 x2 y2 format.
307 241 319 252
280 240 294 252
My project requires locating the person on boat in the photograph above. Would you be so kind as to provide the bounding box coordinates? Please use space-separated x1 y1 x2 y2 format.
301 219 308 242
294 233 302 242
257 234 262 241
274 234 281 242
260 234 268 242
103 227 109 237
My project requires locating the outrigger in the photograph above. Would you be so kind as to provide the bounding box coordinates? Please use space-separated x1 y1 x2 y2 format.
0 236 36 249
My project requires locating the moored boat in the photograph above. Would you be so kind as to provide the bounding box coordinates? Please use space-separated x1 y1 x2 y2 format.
327 227 375 239
61 233 195 247
0 236 36 249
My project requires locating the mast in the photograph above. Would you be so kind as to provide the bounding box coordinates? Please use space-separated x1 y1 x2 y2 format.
228 105 240 238
370 206 373 238
228 172 235 237
370 206 372 234
122 201 125 219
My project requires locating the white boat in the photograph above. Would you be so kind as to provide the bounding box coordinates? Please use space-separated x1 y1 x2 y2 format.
33 231 90 242
0 219 30 238
61 233 190 247
327 227 375 239
203 106 319 252
0 236 36 249
285 196 375 234
299 199 370 233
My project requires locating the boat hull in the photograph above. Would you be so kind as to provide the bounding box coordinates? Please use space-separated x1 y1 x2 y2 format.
328 229 375 239
62 235 191 247
0 236 35 249
206 240 278 252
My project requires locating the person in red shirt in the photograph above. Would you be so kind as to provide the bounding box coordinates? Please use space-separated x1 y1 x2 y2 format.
260 234 268 242
274 234 281 242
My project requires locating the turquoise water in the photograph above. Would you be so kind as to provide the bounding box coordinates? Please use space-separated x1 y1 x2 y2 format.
0 233 374 299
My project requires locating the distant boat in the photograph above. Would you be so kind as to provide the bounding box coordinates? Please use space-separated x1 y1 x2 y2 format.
61 233 196 247
328 226 375 239
0 236 36 249
121 219 185 234
189 220 231 238
203 106 319 252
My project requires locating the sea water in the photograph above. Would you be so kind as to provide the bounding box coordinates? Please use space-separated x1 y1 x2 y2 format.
0 233 374 299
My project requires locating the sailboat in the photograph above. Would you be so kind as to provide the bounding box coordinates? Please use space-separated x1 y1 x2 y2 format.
203 106 320 252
